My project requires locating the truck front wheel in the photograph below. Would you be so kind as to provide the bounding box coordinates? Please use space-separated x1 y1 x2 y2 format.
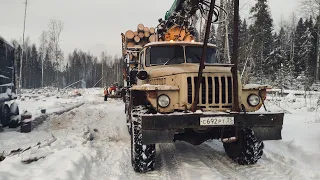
223 128 264 165
131 106 156 173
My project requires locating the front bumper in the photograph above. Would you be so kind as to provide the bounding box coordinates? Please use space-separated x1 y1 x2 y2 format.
142 112 283 129
141 112 284 143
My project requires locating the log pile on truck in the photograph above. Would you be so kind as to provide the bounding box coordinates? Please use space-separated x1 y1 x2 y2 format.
124 24 157 48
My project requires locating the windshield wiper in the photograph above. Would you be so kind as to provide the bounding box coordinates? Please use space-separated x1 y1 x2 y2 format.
191 52 201 62
163 56 176 65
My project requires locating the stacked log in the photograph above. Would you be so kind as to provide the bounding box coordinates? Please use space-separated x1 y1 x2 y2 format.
124 24 157 49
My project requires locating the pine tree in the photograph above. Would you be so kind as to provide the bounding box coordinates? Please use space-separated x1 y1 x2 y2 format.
30 44 40 88
199 23 216 44
301 18 315 87
294 18 306 77
249 0 274 83
273 27 295 88
239 19 251 84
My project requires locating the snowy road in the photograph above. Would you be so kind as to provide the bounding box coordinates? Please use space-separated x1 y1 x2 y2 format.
1 89 320 180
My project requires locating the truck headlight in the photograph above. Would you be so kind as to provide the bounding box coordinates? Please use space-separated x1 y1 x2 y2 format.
158 95 170 108
247 94 260 107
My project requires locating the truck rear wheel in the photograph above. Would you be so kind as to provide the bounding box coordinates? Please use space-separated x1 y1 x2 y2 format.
223 128 264 165
0 104 10 127
131 106 156 173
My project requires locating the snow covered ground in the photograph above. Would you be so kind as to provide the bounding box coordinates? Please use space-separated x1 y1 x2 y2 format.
0 88 319 180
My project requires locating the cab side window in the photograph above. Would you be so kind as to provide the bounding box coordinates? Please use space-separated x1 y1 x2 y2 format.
145 47 150 67
139 50 145 70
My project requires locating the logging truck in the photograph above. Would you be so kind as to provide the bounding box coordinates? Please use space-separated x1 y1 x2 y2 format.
122 0 284 173
0 35 20 130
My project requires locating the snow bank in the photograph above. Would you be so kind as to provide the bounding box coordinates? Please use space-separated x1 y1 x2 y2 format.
0 88 105 180
0 136 95 180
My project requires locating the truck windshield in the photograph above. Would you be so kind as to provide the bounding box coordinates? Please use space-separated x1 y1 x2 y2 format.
149 46 184 66
185 46 217 64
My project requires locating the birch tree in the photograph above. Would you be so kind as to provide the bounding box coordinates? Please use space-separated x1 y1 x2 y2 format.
39 31 48 87
47 19 64 87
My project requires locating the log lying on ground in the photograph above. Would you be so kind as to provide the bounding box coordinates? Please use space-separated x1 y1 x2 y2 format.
137 24 144 32
134 31 138 36
21 151 54 164
125 30 134 40
0 152 5 162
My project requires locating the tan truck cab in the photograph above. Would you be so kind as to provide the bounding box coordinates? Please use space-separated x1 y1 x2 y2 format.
126 41 284 173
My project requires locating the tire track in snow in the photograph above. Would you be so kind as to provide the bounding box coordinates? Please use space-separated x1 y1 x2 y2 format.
158 143 185 180
174 141 246 180
263 149 320 180
203 140 301 180
84 100 162 180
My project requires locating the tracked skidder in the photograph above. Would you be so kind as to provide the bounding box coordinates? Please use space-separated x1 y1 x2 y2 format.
121 0 284 173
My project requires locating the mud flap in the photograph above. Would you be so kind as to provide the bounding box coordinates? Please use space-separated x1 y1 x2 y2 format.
142 130 175 145
252 126 282 141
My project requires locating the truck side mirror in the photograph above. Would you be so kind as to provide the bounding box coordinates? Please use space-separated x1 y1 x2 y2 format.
136 70 148 80
129 70 138 84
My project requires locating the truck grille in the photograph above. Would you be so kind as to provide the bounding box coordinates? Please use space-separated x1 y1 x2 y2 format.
187 76 233 109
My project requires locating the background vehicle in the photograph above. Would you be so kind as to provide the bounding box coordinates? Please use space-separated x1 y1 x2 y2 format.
121 0 284 173
0 35 20 129
104 82 122 99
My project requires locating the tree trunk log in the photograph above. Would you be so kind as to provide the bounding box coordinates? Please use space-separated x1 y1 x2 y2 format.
127 42 135 47
149 35 156 42
137 24 144 32
150 27 155 34
144 31 150 38
134 36 140 43
143 27 149 33
125 30 134 40
138 32 144 38
134 31 138 36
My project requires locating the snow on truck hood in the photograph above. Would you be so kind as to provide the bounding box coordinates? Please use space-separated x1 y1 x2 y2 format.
242 84 272 90
146 64 232 78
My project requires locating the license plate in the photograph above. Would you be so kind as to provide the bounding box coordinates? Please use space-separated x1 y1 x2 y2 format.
200 117 234 126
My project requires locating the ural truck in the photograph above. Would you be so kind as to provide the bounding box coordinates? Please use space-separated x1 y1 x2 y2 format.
121 0 284 173
0 35 20 129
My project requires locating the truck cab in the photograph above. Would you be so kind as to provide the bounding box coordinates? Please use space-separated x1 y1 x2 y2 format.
126 41 284 173
134 41 266 113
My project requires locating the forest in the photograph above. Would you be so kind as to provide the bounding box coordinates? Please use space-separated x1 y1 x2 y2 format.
11 0 320 90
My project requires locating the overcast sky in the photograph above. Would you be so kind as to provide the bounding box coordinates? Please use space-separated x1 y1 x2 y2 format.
0 0 299 58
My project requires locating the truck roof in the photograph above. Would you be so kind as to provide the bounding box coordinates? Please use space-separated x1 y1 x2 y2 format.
144 41 217 48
